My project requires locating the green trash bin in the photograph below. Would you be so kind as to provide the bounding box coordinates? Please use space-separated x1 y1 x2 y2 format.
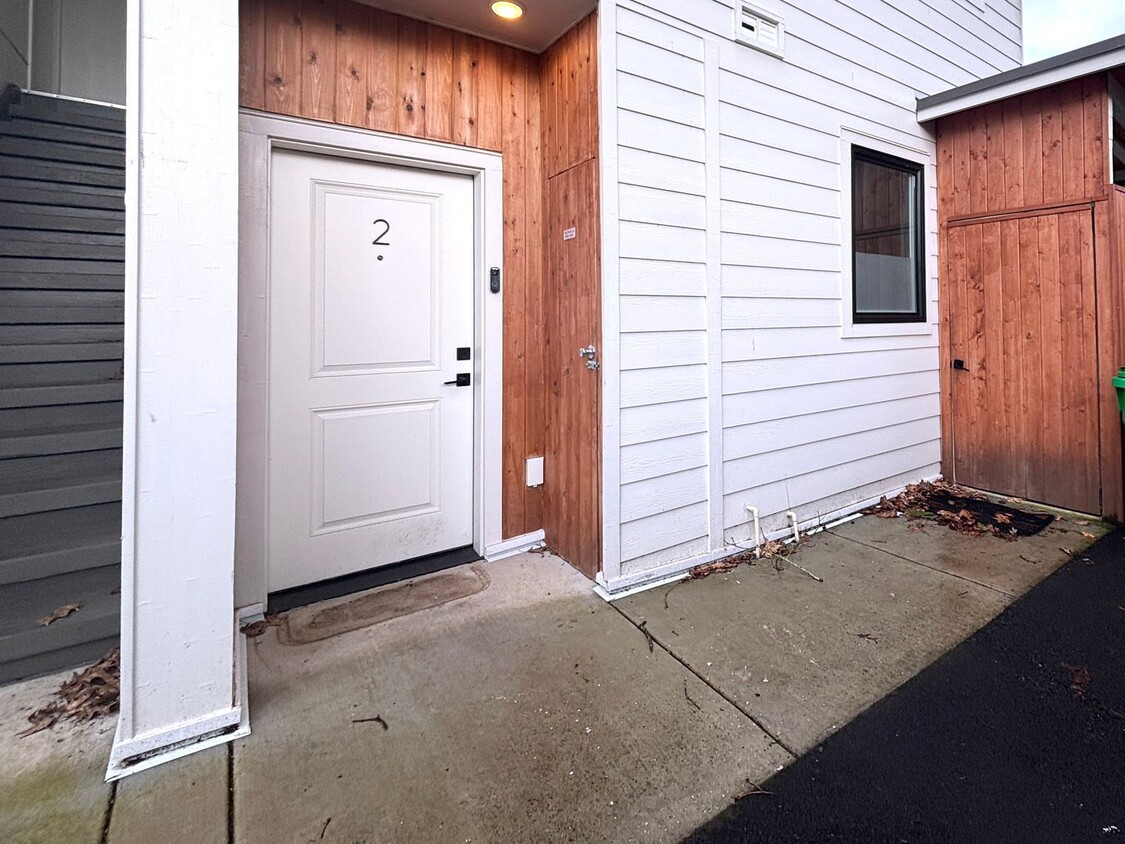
1114 367 1125 423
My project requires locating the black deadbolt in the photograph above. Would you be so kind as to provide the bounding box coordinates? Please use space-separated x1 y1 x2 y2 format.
457 347 471 361
952 359 968 371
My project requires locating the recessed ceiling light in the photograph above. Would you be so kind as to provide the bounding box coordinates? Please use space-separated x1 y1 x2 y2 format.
491 1 524 20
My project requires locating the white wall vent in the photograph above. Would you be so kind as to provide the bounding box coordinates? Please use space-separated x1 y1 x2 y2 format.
734 3 785 58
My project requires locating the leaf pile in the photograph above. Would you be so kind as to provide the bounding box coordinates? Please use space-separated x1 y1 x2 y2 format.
19 649 120 737
863 479 1022 541
688 538 795 580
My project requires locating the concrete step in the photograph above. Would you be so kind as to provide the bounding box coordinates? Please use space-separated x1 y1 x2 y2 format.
0 449 122 517
0 563 119 683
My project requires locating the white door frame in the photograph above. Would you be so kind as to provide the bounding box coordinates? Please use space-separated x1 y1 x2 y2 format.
236 110 504 607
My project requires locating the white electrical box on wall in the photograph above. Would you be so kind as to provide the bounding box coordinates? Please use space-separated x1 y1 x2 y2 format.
525 456 544 487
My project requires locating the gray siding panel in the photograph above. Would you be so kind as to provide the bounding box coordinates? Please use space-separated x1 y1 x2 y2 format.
0 89 123 683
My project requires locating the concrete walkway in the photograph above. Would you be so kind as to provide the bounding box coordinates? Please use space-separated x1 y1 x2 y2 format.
0 509 1108 844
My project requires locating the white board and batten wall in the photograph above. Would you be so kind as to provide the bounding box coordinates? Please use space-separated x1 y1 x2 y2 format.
597 0 1022 590
0 2 29 89
0 0 127 104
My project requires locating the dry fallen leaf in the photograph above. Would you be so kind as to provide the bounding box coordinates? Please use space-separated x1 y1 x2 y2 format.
1060 547 1074 557
38 603 80 627
1081 531 1096 540
993 512 1012 525
1076 520 1090 526
688 557 743 580
20 649 119 736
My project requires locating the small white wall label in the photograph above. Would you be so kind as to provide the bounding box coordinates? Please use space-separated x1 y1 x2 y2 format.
526 455 545 487
562 227 577 241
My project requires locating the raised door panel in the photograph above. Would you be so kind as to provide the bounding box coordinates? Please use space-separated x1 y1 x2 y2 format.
268 149 475 591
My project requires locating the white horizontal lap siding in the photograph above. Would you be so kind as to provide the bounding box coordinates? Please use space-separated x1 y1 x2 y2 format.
614 7 712 573
603 0 1018 587
721 447 942 538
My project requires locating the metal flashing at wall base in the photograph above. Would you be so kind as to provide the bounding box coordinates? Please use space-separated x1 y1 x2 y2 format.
484 529 547 561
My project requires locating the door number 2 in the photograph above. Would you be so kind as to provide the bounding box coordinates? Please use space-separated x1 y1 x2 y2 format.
372 219 391 262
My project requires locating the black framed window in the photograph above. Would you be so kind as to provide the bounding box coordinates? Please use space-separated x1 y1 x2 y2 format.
851 146 925 323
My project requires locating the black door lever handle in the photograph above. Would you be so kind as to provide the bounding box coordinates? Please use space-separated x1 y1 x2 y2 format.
444 373 471 387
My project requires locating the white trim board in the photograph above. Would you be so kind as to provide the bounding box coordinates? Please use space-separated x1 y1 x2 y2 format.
837 127 939 340
236 110 505 606
19 87 126 109
597 1 624 586
107 617 251 780
484 529 546 561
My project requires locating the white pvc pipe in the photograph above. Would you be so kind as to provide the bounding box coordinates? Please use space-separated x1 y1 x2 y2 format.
786 510 800 543
746 505 762 557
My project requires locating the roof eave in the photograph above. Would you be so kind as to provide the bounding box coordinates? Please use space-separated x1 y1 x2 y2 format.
917 39 1125 123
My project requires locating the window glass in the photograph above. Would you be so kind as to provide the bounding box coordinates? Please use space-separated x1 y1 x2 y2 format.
852 148 924 323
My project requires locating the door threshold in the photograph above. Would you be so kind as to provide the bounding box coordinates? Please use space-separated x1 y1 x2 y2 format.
267 545 481 614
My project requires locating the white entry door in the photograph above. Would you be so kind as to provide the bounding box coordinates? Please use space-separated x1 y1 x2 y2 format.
268 149 475 592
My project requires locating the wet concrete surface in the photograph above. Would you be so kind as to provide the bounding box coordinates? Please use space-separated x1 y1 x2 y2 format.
830 507 1110 596
617 529 1013 755
234 553 790 844
0 672 114 844
0 509 1108 843
107 745 228 844
683 527 1125 843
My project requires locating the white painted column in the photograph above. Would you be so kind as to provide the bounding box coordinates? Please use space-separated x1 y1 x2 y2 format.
109 0 243 777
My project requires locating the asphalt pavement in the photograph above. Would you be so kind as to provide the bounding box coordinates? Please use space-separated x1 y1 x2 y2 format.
683 528 1125 844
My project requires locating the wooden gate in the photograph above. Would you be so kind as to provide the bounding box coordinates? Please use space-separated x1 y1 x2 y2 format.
947 206 1101 514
